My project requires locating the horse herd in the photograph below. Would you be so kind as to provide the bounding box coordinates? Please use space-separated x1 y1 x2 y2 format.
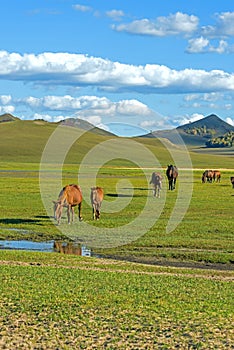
53 165 233 224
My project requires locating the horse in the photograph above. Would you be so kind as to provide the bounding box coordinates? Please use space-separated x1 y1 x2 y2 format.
213 170 221 182
53 184 83 225
166 165 178 190
150 172 162 198
202 170 214 183
230 176 234 188
90 186 104 220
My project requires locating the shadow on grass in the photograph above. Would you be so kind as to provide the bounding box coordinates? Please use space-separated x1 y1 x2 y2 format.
0 218 43 225
106 193 144 198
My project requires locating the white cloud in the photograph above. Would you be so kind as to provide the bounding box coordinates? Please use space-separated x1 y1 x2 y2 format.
201 12 234 38
186 37 228 54
18 95 156 124
72 4 92 12
1 50 234 94
106 10 125 21
0 95 12 104
0 105 15 114
140 119 168 129
113 12 198 36
176 113 205 126
186 37 210 53
184 92 222 102
226 117 234 126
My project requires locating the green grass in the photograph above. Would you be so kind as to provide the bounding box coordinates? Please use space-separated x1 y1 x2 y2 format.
0 162 233 265
0 250 233 349
0 121 233 348
0 120 233 265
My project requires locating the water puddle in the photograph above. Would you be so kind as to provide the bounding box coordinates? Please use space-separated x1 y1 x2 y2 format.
0 240 92 257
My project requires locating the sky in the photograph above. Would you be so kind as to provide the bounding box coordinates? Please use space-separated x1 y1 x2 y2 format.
1 1 234 136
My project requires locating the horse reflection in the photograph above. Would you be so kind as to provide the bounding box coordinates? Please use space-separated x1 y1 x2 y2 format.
53 241 91 256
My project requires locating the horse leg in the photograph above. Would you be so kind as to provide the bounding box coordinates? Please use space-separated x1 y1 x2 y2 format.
67 205 71 224
169 179 172 190
92 205 96 220
78 202 83 221
71 207 74 223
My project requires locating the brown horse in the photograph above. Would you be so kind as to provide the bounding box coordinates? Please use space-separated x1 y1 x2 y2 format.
166 165 178 190
53 184 83 225
213 170 221 182
202 170 214 183
150 172 162 197
90 186 104 220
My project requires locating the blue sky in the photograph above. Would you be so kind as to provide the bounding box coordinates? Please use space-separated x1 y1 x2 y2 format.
1 1 234 136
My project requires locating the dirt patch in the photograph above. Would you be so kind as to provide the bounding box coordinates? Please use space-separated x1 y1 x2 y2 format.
100 254 234 271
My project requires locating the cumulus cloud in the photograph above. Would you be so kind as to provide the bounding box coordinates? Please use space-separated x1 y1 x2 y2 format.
226 117 234 126
112 12 198 37
0 95 11 104
176 113 205 126
201 12 234 38
1 51 234 94
186 37 228 53
0 105 15 114
15 94 156 128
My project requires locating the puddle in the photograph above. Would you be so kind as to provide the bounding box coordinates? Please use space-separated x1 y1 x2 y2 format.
0 240 92 257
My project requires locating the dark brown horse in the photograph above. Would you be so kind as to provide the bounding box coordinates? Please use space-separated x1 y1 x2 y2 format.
90 186 104 220
53 184 83 225
166 165 178 190
230 176 234 188
202 170 214 183
150 172 162 197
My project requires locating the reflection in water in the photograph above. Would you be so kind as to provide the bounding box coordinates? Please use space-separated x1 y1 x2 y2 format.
0 240 92 257
53 241 92 257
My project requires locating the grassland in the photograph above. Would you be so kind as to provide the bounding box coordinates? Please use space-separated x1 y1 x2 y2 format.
0 120 233 348
0 250 233 349
0 121 234 265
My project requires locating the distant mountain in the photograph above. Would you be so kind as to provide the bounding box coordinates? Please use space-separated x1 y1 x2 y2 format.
0 113 20 123
59 118 115 136
177 114 234 136
141 114 234 147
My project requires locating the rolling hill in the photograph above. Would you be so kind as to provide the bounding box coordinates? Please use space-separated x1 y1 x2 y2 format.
59 117 115 137
0 113 234 167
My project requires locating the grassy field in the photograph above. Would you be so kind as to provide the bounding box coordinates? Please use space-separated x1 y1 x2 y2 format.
0 160 233 266
0 250 233 349
0 122 233 348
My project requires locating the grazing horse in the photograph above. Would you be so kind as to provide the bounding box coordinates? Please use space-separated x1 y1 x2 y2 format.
213 170 221 182
230 176 234 188
150 172 162 197
53 184 83 225
202 170 214 183
166 165 178 190
90 186 104 220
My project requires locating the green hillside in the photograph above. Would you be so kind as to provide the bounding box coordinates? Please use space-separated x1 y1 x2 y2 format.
0 116 233 169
